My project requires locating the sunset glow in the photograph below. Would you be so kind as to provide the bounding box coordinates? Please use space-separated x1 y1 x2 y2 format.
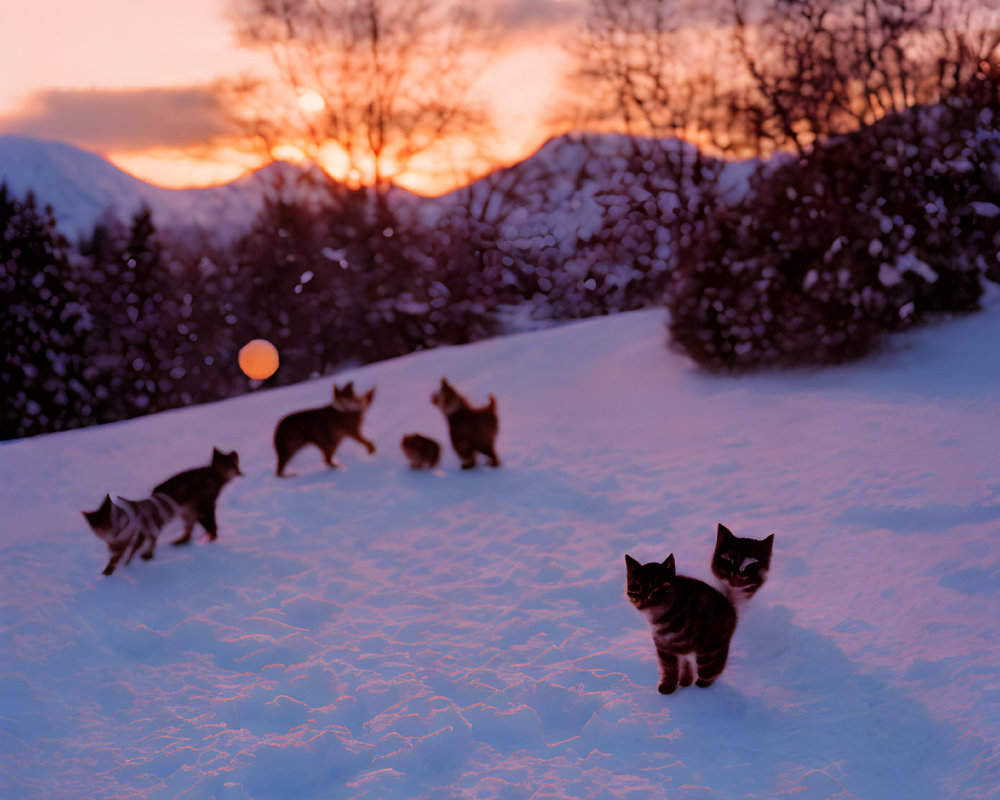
0 1 576 195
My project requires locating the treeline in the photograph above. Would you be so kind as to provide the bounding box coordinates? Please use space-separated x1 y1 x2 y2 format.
4 0 1000 439
1 164 686 440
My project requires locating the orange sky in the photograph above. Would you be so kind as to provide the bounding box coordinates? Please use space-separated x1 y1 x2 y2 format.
0 0 579 195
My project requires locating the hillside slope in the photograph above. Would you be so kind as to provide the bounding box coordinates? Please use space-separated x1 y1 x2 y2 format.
0 302 998 799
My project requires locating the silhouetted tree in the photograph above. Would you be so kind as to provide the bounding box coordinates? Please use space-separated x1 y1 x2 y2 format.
228 0 493 204
1 186 94 439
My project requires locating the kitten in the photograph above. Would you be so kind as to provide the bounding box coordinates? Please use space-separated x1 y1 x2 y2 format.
154 447 243 545
711 523 774 605
273 381 376 477
626 553 737 694
431 378 500 470
83 492 177 576
401 433 441 469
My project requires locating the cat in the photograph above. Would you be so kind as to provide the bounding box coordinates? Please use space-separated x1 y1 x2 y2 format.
625 553 737 694
83 492 177 576
273 381 376 477
401 433 441 469
711 523 774 605
154 447 243 545
431 378 500 470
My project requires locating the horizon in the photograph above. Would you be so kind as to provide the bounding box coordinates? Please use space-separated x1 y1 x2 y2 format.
0 0 581 195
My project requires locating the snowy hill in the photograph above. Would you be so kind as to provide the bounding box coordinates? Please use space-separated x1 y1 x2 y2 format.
0 135 307 238
1 300 999 799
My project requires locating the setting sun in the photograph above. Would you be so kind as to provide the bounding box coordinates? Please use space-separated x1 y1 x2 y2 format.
297 89 326 114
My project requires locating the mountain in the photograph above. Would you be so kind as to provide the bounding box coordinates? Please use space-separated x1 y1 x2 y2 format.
1 296 998 799
0 135 319 239
0 133 757 243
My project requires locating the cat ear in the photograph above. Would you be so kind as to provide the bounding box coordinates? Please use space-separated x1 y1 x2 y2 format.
762 533 775 555
663 554 676 575
625 554 640 573
717 523 734 543
365 387 376 404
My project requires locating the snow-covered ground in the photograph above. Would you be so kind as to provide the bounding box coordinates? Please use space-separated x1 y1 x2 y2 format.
1 297 998 799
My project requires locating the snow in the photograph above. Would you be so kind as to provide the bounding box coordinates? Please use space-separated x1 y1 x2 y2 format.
1 296 999 799
0 135 283 238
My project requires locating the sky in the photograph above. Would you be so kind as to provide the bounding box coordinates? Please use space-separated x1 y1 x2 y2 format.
0 0 581 194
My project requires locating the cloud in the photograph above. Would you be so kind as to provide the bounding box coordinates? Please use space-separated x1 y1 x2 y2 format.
0 86 236 152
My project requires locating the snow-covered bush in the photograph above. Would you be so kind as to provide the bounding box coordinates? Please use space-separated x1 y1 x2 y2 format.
665 100 1000 371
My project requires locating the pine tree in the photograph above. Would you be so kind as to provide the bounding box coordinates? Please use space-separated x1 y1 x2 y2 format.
0 184 94 439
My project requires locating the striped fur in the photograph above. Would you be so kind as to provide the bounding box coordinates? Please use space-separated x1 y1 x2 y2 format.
82 493 178 576
626 553 737 694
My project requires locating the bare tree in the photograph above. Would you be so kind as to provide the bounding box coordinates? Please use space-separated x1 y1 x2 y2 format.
564 0 736 143
729 0 1000 155
227 0 493 200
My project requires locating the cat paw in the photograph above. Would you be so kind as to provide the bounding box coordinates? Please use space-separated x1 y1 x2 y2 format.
171 537 191 546
140 552 154 561
657 683 677 695
695 678 715 688
102 566 115 576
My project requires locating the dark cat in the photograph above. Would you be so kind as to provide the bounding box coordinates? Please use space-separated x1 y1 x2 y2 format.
154 447 243 545
401 433 441 469
83 492 177 575
711 523 774 605
273 381 376 477
626 553 737 694
431 378 499 469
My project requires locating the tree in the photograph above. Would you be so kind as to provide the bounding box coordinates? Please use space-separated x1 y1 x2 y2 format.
0 186 93 439
562 0 733 318
728 0 1000 156
228 0 493 200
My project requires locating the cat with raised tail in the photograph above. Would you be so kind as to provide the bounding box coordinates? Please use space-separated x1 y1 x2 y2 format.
711 523 774 606
626 553 737 694
82 493 177 575
154 447 243 545
273 381 376 477
431 378 500 470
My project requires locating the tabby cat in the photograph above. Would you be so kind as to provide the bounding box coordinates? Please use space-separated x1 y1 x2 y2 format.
83 492 177 575
626 553 737 694
711 524 774 605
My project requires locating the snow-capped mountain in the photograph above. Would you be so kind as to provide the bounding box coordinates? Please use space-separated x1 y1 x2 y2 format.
0 135 322 238
0 133 753 242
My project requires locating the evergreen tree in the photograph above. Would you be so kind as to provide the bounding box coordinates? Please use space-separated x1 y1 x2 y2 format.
0 185 94 439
